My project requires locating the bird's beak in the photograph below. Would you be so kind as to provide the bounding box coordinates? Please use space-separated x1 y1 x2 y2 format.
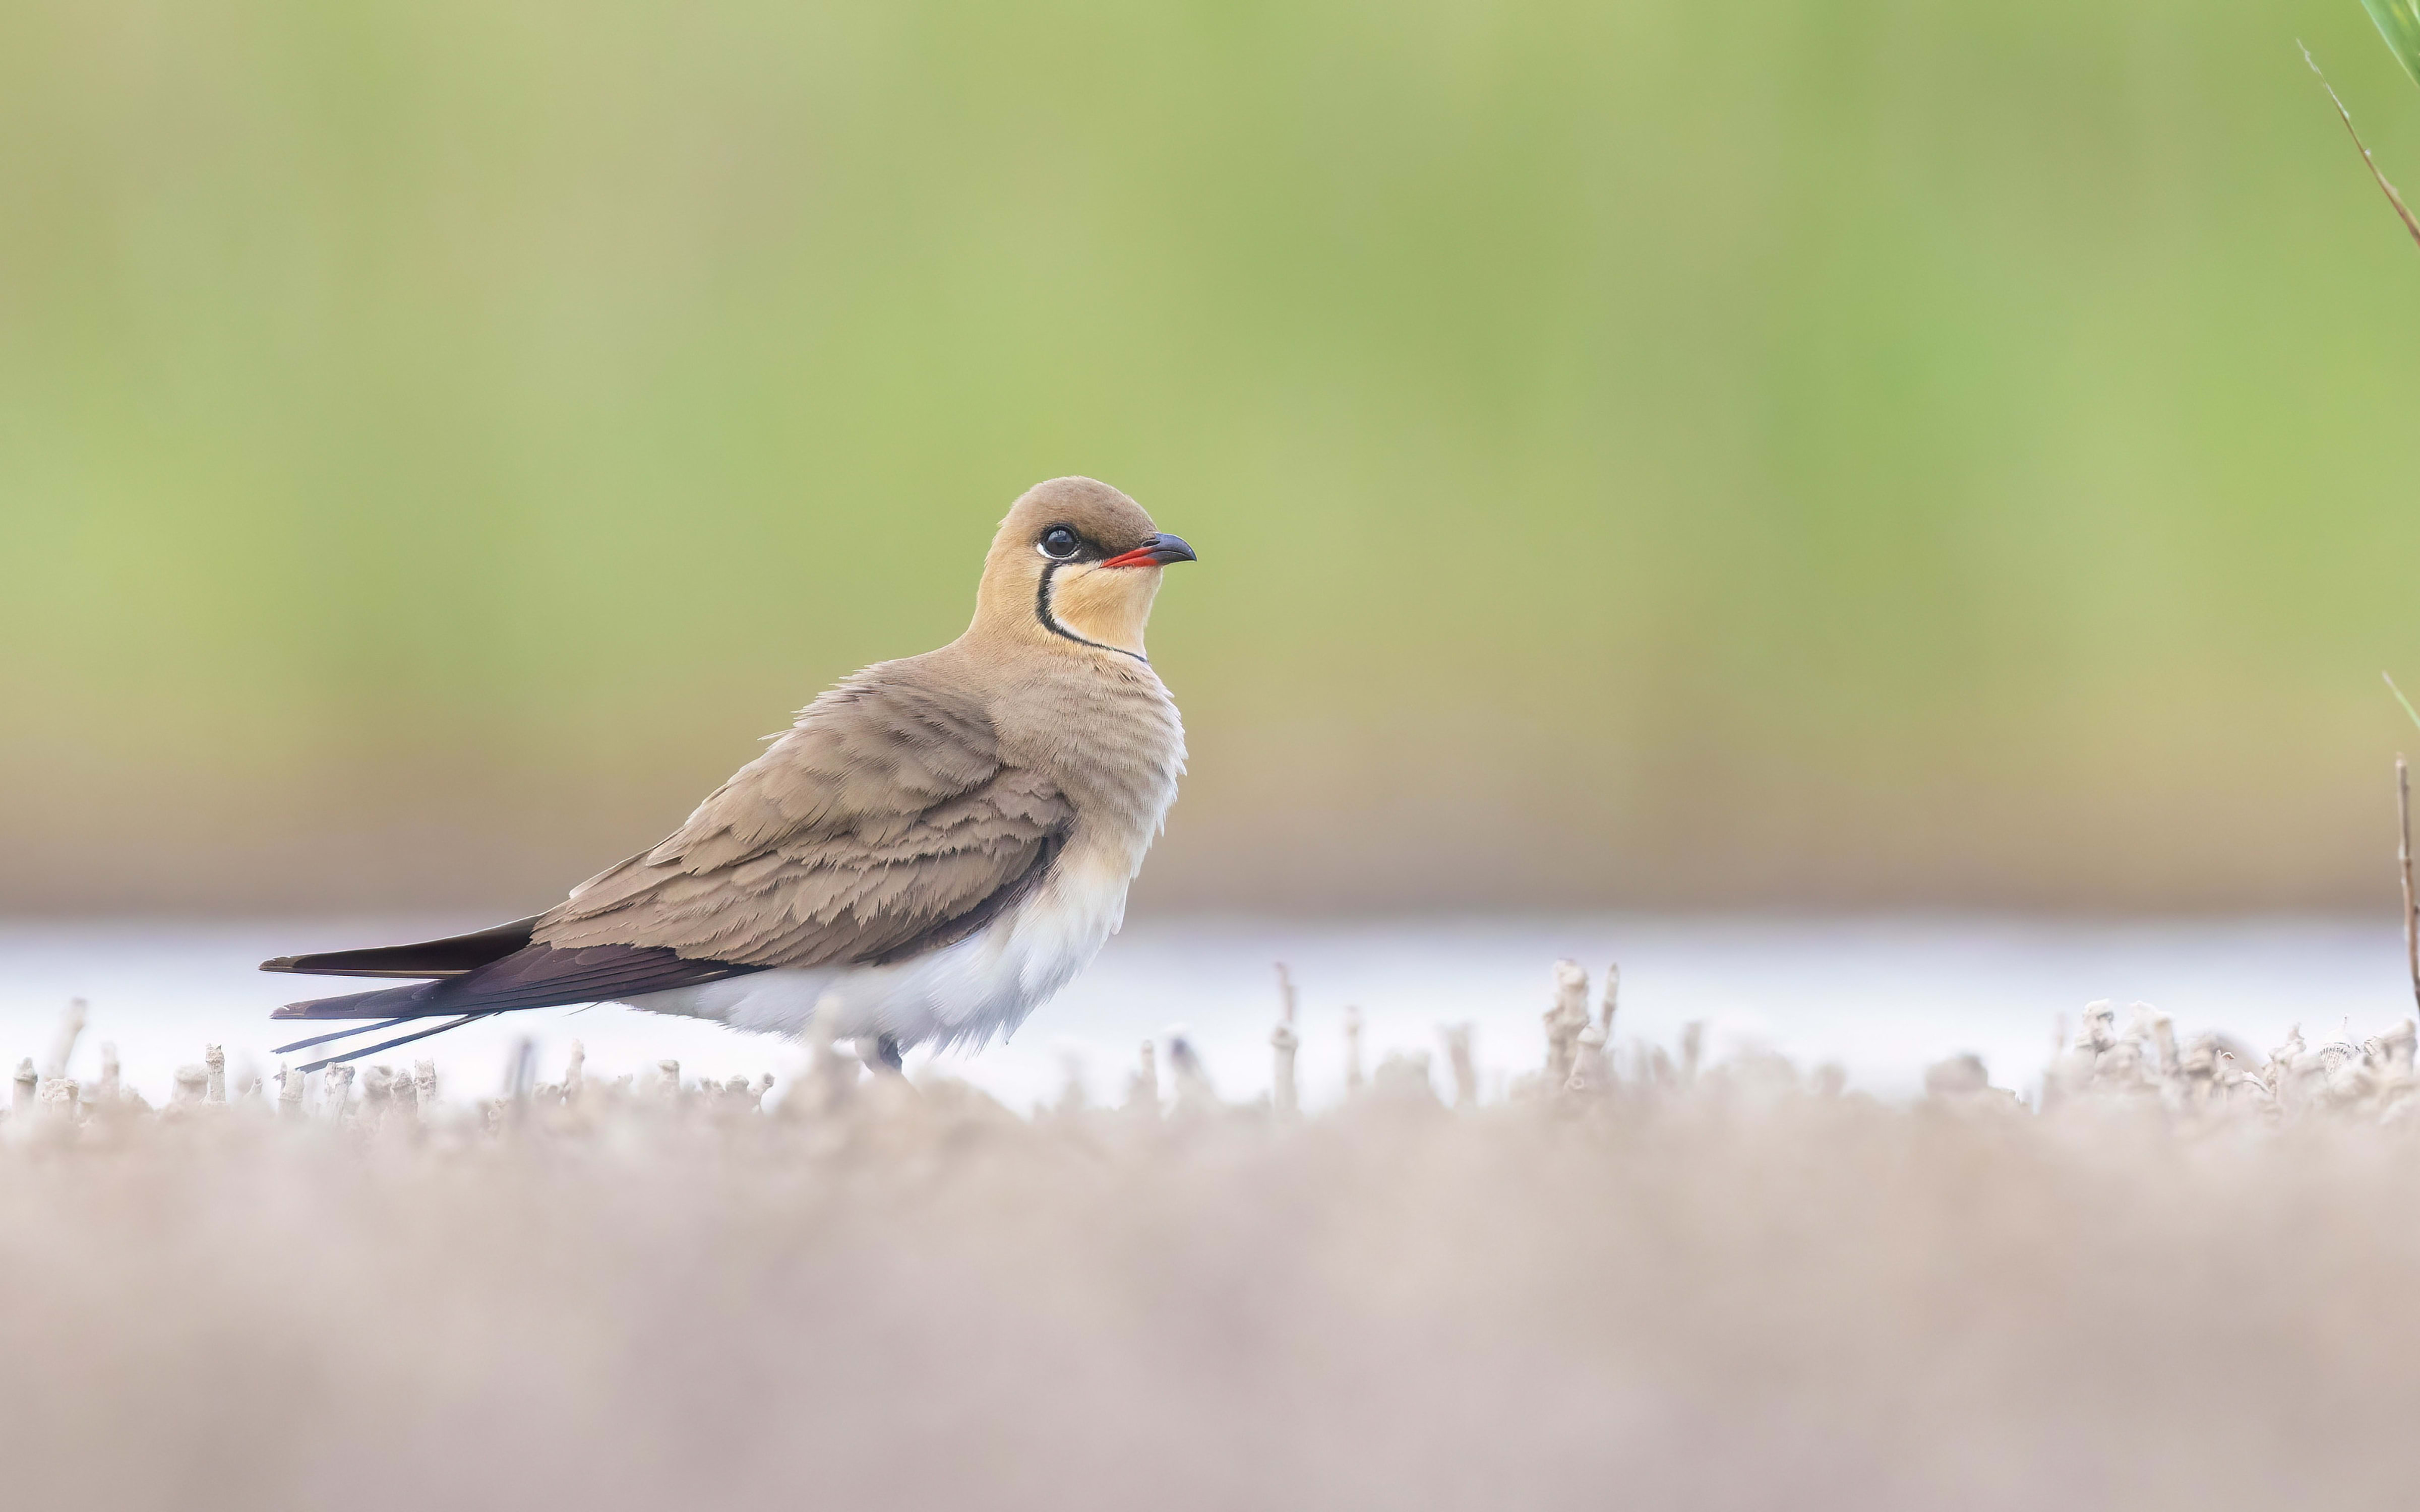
1101 533 1197 569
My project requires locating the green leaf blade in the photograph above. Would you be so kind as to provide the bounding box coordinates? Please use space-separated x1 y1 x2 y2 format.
2363 0 2420 90
2386 673 2420 732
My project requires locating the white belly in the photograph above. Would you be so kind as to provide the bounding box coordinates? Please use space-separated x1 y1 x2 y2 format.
622 845 1135 1052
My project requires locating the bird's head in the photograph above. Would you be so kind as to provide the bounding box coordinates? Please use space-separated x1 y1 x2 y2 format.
972 477 1196 662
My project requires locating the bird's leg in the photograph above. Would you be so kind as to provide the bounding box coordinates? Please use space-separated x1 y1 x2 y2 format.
850 1034 919 1104
869 1033 906 1077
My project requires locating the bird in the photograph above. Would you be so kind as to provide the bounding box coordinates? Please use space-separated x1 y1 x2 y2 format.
261 477 1196 1074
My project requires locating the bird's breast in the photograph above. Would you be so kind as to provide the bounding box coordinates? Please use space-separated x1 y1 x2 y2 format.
1010 667 1185 854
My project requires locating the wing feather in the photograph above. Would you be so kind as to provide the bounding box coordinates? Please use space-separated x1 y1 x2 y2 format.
259 916 542 979
537 662 1071 970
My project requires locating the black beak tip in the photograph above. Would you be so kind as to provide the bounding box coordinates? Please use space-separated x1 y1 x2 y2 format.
1152 533 1197 565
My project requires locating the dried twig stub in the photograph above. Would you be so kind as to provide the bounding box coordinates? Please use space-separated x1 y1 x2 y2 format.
2132 1003 2180 1082
276 1062 305 1118
1125 1040 1159 1116
562 1040 586 1105
1599 964 1620 1036
389 1064 419 1126
1567 1025 1611 1097
1922 1054 1991 1100
1343 1006 1364 1097
41 1078 80 1123
205 1045 226 1104
2079 1001 2116 1055
1440 1023 1477 1110
806 1012 860 1116
1270 1013 1300 1122
1543 962 1590 1085
322 1063 355 1121
10 1058 33 1120
1051 1050 1088 1117
361 1065 395 1123
45 998 87 1083
1373 1050 1441 1108
1270 963 1301 1118
710 1074 758 1117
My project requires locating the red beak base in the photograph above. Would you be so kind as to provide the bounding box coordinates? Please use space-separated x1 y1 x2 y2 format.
1101 533 1198 569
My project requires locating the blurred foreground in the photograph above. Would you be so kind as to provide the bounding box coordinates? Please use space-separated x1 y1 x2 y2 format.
7 980 2420 1510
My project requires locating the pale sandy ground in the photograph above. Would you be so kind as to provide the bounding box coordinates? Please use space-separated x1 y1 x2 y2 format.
5 980 2418 1512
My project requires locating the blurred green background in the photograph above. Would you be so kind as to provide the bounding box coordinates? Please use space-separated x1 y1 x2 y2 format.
7 0 2420 916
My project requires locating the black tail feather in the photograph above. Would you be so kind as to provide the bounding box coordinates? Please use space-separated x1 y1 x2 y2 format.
273 1016 417 1057
297 1014 502 1074
270 942 765 1025
272 978 450 1022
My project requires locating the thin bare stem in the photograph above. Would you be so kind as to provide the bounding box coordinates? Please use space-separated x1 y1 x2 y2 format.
44 998 86 1084
1270 964 1300 1119
2304 43 2420 253
2401 756 2419 1015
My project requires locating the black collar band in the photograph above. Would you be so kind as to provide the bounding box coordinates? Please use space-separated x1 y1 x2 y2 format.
1035 562 1150 665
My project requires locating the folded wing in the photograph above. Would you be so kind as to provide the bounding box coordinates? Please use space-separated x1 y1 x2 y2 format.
538 664 1072 970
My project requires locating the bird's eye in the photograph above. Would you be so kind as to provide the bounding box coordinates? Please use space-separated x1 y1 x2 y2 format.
1039 525 1080 560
